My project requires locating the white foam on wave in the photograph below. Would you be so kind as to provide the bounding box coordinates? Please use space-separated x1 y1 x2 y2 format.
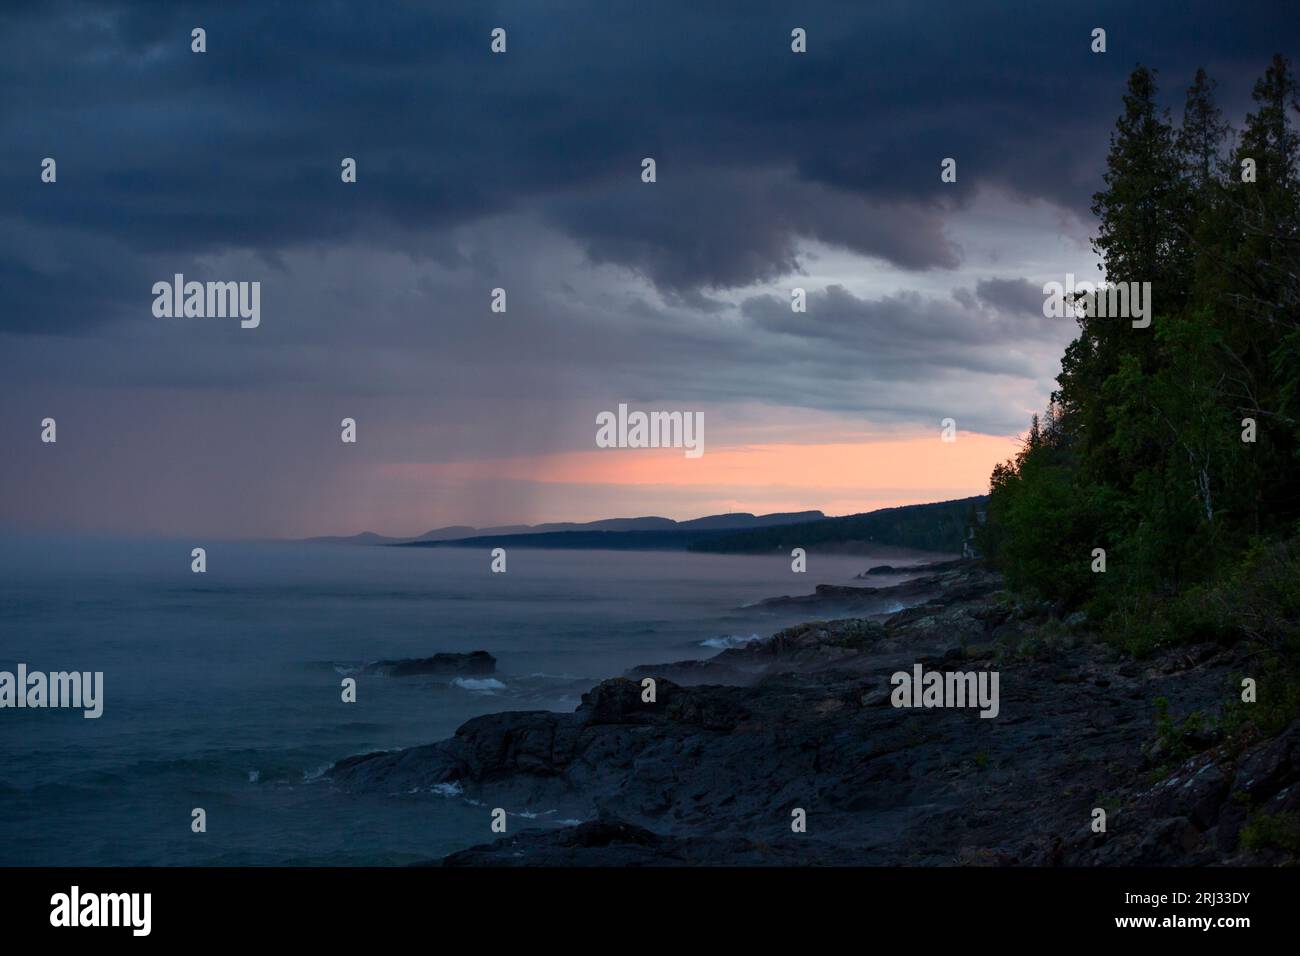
513 808 557 820
700 633 762 650
302 763 333 783
453 677 507 692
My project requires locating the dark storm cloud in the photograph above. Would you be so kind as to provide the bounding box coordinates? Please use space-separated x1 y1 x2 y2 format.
0 213 1070 436
3 0 1296 333
740 282 1065 382
975 277 1046 317
545 171 961 293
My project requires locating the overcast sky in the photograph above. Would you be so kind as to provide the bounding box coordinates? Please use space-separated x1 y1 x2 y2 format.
2 0 1297 537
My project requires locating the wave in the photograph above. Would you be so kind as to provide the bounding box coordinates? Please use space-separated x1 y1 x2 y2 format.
865 602 908 618
302 764 333 783
514 808 556 820
699 632 762 649
452 677 506 693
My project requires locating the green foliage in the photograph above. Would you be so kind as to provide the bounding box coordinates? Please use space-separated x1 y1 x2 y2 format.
981 56 1300 656
1100 584 1233 658
1153 696 1207 765
1240 813 1300 854
1230 537 1300 644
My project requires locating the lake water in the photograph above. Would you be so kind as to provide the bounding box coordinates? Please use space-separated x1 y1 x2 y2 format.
0 536 922 865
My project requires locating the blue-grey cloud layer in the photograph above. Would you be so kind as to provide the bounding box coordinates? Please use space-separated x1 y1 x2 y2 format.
4 0 1295 333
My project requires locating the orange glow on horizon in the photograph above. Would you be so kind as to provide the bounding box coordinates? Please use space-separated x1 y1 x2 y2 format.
378 432 1020 501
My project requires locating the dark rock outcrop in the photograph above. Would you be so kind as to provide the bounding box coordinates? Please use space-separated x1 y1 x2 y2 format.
857 558 967 577
327 562 1298 866
361 651 496 677
1044 718 1300 865
758 563 1000 612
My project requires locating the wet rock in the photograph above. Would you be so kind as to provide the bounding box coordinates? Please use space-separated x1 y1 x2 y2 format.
327 561 1297 866
1232 719 1300 801
857 559 967 578
362 651 496 677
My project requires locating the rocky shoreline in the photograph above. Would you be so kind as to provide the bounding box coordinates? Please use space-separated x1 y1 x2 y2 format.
328 561 1299 865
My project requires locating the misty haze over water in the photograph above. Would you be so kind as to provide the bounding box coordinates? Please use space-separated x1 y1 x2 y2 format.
0 537 927 864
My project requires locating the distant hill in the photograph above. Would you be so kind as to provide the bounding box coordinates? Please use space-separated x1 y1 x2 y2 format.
678 511 825 530
398 528 740 551
687 496 988 555
415 525 481 541
302 510 826 546
299 531 404 545
393 503 982 553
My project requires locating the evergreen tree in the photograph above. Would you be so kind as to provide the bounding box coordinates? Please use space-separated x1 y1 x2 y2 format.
1221 55 1300 527
1177 68 1230 191
982 56 1300 619
1090 66 1183 292
1061 67 1181 459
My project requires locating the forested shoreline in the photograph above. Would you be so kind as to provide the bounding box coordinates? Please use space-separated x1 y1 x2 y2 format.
978 57 1300 688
